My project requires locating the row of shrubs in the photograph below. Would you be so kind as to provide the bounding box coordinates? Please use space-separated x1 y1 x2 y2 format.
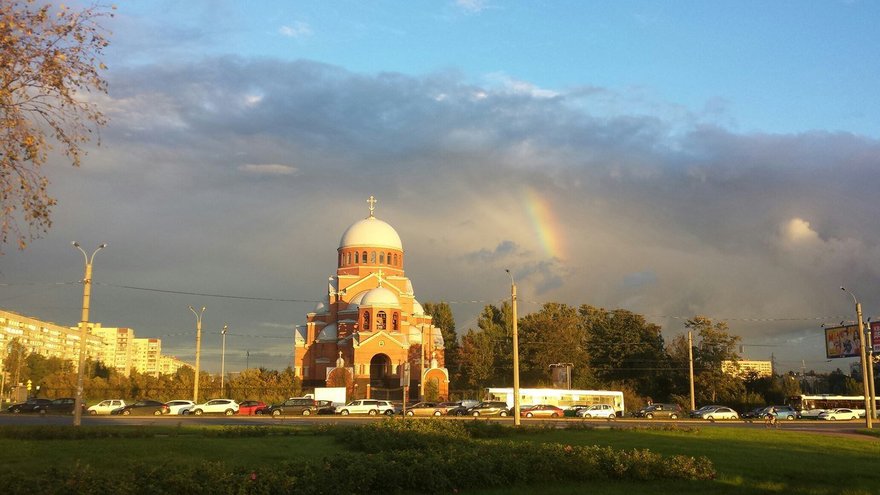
0 420 715 493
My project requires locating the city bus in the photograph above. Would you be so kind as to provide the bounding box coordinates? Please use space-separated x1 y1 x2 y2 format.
787 395 878 418
485 388 625 417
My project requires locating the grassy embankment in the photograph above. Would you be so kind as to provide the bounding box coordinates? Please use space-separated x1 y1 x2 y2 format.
0 422 876 494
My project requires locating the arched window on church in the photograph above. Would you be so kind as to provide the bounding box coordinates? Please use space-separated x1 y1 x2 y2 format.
362 251 367 263
393 253 397 266
370 251 376 263
379 252 385 264
338 253 342 266
355 251 359 263
346 252 351 265
386 252 391 264
377 311 386 330
392 313 398 331
363 311 370 330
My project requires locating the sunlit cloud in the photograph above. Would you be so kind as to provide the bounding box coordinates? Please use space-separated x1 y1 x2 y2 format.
455 0 489 14
237 164 298 175
279 22 313 38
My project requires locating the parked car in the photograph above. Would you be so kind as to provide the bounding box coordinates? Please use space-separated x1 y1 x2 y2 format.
467 401 511 417
404 401 446 416
162 400 195 415
689 405 723 418
237 400 267 415
87 399 126 415
375 400 398 415
114 400 165 416
818 408 860 421
521 404 564 418
564 405 590 417
337 399 385 416
798 408 828 420
742 407 766 419
699 406 739 420
265 397 318 416
36 397 84 415
632 403 682 419
444 400 480 416
764 405 798 421
6 398 51 413
575 404 617 419
190 399 239 416
316 400 337 415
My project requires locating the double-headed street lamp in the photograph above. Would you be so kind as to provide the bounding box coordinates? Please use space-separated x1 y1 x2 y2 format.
72 241 107 427
841 287 872 429
506 269 521 426
189 306 206 404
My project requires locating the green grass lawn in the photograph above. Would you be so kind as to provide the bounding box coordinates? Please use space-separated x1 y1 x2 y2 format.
490 426 880 495
1 423 877 494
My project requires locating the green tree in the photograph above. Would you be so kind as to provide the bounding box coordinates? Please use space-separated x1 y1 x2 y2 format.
1 1 113 249
518 303 587 386
423 301 458 379
686 316 744 404
581 305 670 398
457 328 495 389
3 338 28 387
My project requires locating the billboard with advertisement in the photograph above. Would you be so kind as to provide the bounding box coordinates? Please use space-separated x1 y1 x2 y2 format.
825 325 861 359
871 321 880 353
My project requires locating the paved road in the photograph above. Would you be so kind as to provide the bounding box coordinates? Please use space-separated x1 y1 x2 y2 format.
0 413 873 437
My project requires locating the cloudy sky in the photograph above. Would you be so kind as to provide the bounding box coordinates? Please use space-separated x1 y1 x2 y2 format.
3 0 880 375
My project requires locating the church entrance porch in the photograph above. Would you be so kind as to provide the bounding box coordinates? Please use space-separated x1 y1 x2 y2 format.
369 353 395 388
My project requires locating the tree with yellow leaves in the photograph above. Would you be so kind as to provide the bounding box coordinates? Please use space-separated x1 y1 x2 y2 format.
1 1 113 250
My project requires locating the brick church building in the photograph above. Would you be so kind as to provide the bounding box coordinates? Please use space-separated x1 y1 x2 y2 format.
294 197 448 400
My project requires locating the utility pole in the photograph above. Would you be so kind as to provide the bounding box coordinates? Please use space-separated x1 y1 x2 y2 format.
841 287 872 429
72 242 107 427
220 324 228 396
688 331 696 412
189 306 206 404
506 269 521 426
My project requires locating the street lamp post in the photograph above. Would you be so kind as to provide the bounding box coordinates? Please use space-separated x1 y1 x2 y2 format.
506 269 521 426
220 324 228 396
841 287 872 429
189 306 206 404
72 241 107 427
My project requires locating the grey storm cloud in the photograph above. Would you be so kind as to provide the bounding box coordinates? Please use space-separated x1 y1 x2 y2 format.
5 56 880 372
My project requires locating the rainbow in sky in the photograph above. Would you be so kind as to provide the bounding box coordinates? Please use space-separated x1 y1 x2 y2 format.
523 187 566 260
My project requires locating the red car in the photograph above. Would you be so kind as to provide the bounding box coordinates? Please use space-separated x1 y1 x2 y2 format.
237 400 267 415
520 404 564 418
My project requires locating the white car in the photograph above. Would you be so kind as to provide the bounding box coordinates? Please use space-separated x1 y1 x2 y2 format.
576 404 616 419
700 406 739 420
87 399 126 415
818 408 860 421
190 399 239 416
337 399 384 416
163 400 195 415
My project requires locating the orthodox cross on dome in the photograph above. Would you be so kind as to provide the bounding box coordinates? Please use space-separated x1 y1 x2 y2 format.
367 195 377 218
377 268 384 286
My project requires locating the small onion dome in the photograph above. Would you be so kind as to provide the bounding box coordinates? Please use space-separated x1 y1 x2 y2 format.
317 323 337 341
339 216 402 250
360 286 400 307
412 300 425 315
408 326 422 344
432 327 445 348
314 297 328 313
348 290 368 306
294 326 307 345
404 280 414 295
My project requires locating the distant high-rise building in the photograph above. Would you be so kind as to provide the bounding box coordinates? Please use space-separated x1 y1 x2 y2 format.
1 309 186 377
0 310 101 371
